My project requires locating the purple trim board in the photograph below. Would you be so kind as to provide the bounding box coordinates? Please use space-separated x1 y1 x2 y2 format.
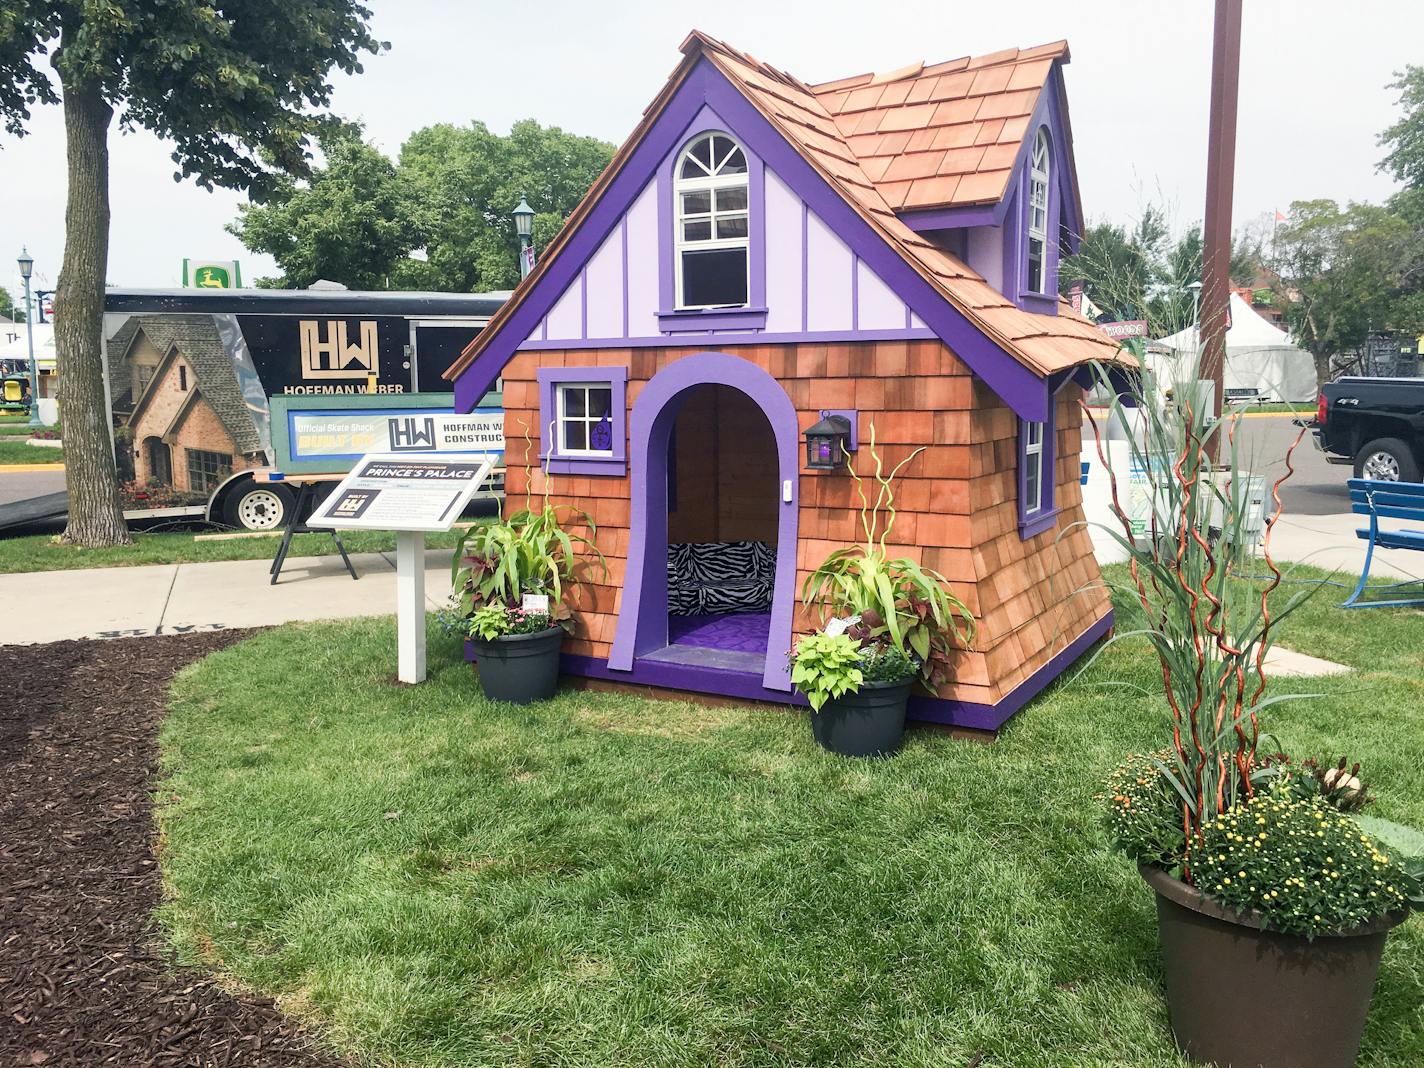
516 326 937 351
453 57 1055 422
561 610 1113 733
608 351 800 691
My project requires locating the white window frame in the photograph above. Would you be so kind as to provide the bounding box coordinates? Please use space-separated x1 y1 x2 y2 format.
555 381 615 458
674 132 750 310
1026 129 1050 294
1022 419 1045 515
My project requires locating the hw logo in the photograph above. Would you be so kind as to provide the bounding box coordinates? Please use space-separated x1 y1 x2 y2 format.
389 416 436 451
298 320 379 380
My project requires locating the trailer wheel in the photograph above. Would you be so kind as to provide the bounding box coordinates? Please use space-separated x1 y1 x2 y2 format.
1354 438 1420 483
223 480 295 530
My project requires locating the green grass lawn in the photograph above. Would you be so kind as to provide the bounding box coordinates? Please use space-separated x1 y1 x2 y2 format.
0 437 63 463
157 569 1424 1067
0 526 469 574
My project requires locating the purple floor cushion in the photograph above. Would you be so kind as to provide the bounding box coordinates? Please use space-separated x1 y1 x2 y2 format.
667 612 771 653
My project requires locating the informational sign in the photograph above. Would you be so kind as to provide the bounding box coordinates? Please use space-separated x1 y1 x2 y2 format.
290 411 503 461
182 259 243 289
1099 319 1149 341
269 393 504 474
308 450 494 685
310 453 495 533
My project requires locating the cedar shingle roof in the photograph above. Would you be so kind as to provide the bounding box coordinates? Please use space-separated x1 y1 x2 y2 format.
444 31 1124 386
687 32 1121 374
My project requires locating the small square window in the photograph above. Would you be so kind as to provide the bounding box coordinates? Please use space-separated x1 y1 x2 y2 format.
539 368 627 475
556 382 615 457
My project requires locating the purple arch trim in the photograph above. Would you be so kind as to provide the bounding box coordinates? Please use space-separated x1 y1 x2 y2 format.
608 351 799 691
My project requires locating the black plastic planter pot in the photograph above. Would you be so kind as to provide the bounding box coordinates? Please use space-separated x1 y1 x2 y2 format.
468 626 563 704
809 679 911 757
1140 865 1406 1068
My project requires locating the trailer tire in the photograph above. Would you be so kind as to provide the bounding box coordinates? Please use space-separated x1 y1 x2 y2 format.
223 480 295 531
1353 438 1420 483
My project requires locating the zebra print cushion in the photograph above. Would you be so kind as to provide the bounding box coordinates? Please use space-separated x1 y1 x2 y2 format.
667 541 776 615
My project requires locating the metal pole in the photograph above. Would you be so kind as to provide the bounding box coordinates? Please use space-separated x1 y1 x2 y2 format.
518 234 533 280
22 273 40 429
1201 0 1243 460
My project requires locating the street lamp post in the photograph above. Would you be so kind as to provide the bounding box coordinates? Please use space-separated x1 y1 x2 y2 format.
512 197 535 280
17 247 41 429
1188 280 1203 337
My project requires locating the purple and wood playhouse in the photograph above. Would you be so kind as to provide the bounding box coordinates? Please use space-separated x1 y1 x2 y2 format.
447 31 1122 731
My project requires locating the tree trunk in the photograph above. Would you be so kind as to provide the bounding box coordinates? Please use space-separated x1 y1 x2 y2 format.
1313 350 1333 391
55 71 131 546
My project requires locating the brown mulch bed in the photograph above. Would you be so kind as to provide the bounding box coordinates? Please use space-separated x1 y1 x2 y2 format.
0 632 349 1067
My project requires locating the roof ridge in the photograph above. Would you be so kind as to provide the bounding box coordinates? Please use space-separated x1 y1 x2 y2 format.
808 39 1070 92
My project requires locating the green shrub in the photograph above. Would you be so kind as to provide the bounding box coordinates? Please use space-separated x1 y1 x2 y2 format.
789 632 863 713
1099 751 1187 867
1186 792 1409 939
467 603 556 642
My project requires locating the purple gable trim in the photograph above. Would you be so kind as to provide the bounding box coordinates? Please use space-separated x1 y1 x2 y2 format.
516 326 937 352
535 365 629 476
608 351 799 691
454 57 1051 422
559 609 1112 732
657 105 768 316
850 254 860 330
620 217 630 337
898 201 1007 232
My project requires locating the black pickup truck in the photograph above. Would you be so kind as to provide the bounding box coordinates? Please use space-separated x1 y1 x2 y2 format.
1313 377 1424 481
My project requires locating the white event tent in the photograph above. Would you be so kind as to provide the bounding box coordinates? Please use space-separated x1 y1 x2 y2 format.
1148 293 1317 403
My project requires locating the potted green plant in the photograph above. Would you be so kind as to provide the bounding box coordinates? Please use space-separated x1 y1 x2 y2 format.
451 462 604 703
1087 359 1419 1067
795 428 975 757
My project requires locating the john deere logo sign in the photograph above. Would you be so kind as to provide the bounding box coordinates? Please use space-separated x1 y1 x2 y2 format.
182 258 242 289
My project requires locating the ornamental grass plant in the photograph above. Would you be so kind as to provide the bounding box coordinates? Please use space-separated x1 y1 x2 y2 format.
1086 352 1420 939
799 425 975 685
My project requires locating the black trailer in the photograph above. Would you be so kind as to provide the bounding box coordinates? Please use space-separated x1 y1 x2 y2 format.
102 287 507 529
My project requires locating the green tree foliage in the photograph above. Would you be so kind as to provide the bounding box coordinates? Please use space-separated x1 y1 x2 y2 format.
0 285 22 322
232 120 614 293
0 1 382 546
1060 207 1259 336
1379 66 1424 189
228 128 418 290
1272 198 1423 384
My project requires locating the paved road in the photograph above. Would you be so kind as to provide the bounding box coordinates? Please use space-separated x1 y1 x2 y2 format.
1083 412 1347 518
0 469 66 508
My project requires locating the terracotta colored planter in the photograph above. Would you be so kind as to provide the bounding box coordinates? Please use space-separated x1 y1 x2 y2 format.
1140 865 1407 1068
809 679 910 757
467 626 563 704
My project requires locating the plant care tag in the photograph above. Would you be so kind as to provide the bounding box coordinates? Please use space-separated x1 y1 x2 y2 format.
824 615 860 637
521 594 550 614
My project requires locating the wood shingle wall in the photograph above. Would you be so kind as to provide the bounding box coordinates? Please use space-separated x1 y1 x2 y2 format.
500 339 1109 710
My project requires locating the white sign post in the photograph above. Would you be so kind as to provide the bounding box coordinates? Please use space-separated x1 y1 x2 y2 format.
309 452 494 683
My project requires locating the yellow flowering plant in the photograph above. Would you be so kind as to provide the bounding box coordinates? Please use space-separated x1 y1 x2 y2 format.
1098 751 1186 867
1186 791 1409 940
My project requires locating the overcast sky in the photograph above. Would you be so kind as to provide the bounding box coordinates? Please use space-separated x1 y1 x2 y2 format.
0 0 1415 302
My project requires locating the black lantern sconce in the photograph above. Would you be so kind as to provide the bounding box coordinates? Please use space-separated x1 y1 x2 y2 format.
804 410 857 471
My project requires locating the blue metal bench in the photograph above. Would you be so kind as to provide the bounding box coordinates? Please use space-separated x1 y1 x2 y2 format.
1343 478 1424 608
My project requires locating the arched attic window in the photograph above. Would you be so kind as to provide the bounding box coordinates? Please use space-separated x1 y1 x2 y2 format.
675 132 750 309
1026 128 1051 294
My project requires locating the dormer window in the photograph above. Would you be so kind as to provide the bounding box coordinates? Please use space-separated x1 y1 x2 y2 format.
675 132 749 309
1026 129 1050 294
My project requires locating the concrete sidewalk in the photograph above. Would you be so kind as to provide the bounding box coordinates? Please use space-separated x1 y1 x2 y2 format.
0 547 459 645
0 508 1417 647
1269 511 1422 582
